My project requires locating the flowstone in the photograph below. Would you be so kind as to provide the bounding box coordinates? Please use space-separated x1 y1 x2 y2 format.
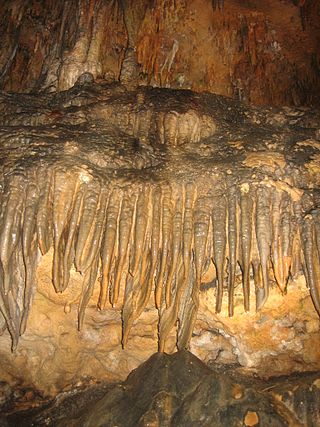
0 81 319 392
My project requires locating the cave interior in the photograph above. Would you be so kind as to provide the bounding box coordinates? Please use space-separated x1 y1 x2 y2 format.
0 0 320 425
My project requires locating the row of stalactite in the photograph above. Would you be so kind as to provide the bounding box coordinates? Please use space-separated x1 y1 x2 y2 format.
0 164 319 351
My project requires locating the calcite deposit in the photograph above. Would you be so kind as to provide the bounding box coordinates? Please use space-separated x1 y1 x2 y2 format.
0 81 319 394
1 0 320 105
0 0 320 409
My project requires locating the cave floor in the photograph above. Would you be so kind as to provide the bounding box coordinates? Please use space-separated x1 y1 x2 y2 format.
1 351 320 427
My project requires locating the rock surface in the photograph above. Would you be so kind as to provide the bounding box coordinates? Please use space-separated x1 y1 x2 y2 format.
0 0 319 106
2 351 320 426
0 1 320 420
0 82 319 395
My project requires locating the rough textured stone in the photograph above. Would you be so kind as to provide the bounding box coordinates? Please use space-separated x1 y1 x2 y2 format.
0 82 319 396
2 351 320 426
0 0 319 106
0 1 319 423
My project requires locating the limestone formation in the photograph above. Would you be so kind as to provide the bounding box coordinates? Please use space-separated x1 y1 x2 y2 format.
0 83 320 357
0 0 320 401
1 1 319 106
3 351 320 426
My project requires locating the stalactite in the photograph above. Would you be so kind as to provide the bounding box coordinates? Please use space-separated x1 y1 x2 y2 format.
255 186 272 310
0 173 26 295
99 189 121 309
36 168 53 256
111 193 135 306
20 177 40 335
155 186 173 308
227 185 238 317
143 186 161 311
212 194 227 313
75 181 101 273
301 214 320 315
130 186 150 279
291 201 303 279
122 185 152 345
0 160 319 351
239 184 253 312
212 0 224 11
176 195 211 350
62 188 84 293
165 188 183 308
52 169 79 293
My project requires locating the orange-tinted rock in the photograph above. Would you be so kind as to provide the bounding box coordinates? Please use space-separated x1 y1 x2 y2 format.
1 0 319 106
244 410 259 426
0 254 319 396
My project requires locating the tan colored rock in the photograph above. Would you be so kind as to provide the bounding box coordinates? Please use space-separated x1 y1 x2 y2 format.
244 410 259 426
0 258 319 396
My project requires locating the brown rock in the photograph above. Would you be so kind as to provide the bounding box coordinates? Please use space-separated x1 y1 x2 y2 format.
244 410 259 426
0 1 319 106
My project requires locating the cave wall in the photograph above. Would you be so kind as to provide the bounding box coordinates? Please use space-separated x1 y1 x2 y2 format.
0 0 320 106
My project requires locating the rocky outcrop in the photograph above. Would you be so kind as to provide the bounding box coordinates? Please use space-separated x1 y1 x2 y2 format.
2 351 320 426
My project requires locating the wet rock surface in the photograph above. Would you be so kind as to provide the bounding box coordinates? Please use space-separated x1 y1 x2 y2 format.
0 82 319 393
1 351 320 426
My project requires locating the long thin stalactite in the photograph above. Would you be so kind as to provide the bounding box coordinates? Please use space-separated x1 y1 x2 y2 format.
0 163 319 351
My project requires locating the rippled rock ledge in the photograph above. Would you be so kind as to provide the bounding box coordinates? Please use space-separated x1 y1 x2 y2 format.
0 81 319 396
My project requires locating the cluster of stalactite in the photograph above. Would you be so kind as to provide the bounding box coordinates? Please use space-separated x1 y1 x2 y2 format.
0 164 319 351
